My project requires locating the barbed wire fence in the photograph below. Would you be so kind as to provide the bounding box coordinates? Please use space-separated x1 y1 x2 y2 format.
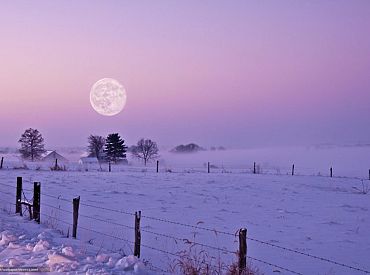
1 179 370 274
1 155 370 182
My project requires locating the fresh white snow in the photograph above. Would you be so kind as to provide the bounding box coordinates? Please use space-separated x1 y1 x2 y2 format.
0 207 148 274
0 147 370 274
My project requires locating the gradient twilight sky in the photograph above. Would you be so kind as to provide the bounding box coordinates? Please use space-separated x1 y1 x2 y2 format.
0 1 369 149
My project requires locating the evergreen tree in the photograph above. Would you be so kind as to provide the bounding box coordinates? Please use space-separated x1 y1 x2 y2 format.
104 133 127 163
18 128 46 161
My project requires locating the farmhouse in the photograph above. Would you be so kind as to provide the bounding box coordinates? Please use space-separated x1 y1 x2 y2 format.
41 150 68 163
78 157 99 165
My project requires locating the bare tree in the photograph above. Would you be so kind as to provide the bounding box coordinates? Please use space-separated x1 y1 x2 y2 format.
88 135 106 161
18 128 46 161
131 138 159 166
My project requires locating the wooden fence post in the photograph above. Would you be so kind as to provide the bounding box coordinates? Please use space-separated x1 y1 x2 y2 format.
239 228 247 273
292 164 295 176
33 182 41 224
156 160 159 173
207 162 210 173
253 162 256 174
134 211 141 258
0 157 3 169
16 177 22 215
108 161 111 172
72 196 80 239
330 167 333 178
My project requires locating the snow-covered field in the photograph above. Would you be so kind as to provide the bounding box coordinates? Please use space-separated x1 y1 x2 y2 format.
0 168 370 274
2 145 370 178
0 146 370 274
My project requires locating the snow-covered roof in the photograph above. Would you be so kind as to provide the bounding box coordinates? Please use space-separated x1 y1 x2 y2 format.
41 150 68 162
79 157 99 164
41 150 54 158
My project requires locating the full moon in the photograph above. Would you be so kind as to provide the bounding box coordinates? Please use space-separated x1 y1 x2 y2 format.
90 78 127 116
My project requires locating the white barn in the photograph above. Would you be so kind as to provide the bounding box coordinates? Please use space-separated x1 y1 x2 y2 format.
41 151 68 163
78 157 100 171
78 157 99 165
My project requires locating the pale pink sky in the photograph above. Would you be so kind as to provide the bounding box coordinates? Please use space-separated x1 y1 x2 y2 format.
0 1 369 148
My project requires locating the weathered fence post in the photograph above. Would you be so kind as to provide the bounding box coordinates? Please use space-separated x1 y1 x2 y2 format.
156 160 159 173
16 177 22 215
292 164 295 176
33 182 41 224
54 159 58 170
239 228 247 273
330 167 333 178
72 196 80 239
253 162 256 174
108 161 111 172
134 211 141 258
207 162 210 173
0 157 3 169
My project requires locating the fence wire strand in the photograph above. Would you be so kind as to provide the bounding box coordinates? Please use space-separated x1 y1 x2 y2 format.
247 255 303 275
41 193 71 202
79 202 135 216
41 212 73 226
79 213 134 230
0 182 16 189
0 189 14 198
140 242 303 274
42 202 73 214
141 214 235 236
78 225 133 244
247 236 370 273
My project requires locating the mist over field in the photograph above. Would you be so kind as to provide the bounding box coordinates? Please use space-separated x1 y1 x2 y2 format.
2 144 370 179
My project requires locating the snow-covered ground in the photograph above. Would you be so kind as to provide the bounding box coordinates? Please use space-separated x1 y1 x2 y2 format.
0 167 369 274
0 146 369 274
0 209 147 274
